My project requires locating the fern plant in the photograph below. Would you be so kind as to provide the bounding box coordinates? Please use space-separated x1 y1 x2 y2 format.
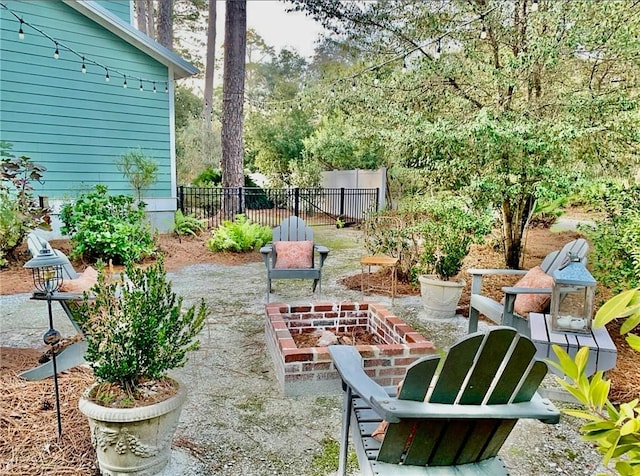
174 210 206 237
206 214 272 252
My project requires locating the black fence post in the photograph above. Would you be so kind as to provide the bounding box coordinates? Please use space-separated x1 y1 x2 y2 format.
375 188 380 212
294 188 300 217
177 186 184 214
238 187 244 215
339 188 345 217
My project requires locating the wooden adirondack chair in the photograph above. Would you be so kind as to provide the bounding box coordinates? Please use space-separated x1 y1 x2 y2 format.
468 238 589 336
259 216 329 302
329 327 560 476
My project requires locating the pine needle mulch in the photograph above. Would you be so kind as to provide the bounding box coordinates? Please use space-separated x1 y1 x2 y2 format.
0 347 97 476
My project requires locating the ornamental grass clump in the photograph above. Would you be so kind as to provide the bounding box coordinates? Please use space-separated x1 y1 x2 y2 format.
74 257 207 406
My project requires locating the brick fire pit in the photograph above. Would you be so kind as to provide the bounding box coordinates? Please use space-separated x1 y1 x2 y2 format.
264 302 436 397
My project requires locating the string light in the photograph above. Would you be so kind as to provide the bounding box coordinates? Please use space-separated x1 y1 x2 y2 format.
434 39 442 59
531 0 539 12
1 3 171 95
139 79 143 91
351 80 356 91
480 23 487 40
402 58 407 74
153 81 157 93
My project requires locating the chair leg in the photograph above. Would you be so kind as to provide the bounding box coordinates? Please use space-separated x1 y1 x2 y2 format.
469 305 479 334
337 386 352 476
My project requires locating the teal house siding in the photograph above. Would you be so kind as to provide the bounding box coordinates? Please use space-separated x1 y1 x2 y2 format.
0 1 197 237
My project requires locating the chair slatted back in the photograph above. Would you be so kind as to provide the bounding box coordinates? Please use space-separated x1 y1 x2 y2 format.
540 238 588 274
273 216 314 242
377 328 547 467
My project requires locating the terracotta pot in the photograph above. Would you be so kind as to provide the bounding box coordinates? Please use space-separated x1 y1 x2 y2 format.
79 378 186 475
418 275 465 319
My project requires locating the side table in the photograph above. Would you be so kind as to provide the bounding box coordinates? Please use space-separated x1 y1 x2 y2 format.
360 255 399 304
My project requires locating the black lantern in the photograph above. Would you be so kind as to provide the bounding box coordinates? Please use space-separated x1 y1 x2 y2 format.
24 245 67 437
550 253 596 335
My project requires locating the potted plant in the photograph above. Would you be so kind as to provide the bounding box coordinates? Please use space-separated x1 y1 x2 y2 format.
415 196 491 319
74 257 208 475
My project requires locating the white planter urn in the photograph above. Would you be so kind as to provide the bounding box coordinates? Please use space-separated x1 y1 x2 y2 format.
79 378 187 476
418 275 465 320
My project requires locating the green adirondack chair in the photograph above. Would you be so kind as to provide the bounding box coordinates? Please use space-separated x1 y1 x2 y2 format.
259 216 329 302
328 327 560 476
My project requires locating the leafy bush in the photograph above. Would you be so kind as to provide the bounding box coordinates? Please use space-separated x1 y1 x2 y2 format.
0 142 50 266
74 258 208 399
550 289 640 476
579 183 640 292
174 210 206 237
116 148 158 201
60 184 156 264
363 195 492 282
206 214 272 252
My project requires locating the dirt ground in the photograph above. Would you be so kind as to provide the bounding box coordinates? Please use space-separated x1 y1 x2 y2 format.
1 224 638 475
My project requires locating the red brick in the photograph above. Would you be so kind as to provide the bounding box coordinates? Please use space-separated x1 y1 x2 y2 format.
279 337 296 349
378 344 405 356
364 358 391 368
394 357 421 366
312 304 335 312
283 349 314 362
409 342 437 354
284 373 313 382
317 371 339 381
302 361 331 371
378 367 408 377
355 345 378 358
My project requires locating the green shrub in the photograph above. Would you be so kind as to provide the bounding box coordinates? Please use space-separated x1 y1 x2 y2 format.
0 142 50 266
580 183 640 292
206 214 272 252
116 148 158 202
0 189 22 267
174 210 206 237
364 195 492 282
60 184 156 264
74 258 208 398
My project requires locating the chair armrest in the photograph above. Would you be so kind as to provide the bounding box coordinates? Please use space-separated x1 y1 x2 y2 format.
260 244 273 255
467 269 529 276
328 345 390 407
502 286 553 295
315 245 329 268
370 392 559 424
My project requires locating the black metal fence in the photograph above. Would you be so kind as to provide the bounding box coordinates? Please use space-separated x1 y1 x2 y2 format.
177 186 380 228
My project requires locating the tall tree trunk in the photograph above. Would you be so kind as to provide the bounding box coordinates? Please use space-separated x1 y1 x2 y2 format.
135 0 148 35
221 0 247 217
203 0 217 125
501 194 533 269
146 0 155 39
157 0 173 50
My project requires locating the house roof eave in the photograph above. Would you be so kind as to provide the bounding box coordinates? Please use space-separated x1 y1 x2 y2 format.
62 0 199 79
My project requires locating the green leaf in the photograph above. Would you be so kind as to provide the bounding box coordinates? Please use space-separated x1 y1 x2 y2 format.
620 310 640 335
575 346 590 376
594 289 637 328
550 344 579 381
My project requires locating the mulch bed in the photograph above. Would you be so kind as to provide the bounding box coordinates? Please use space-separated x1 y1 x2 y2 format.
0 348 97 476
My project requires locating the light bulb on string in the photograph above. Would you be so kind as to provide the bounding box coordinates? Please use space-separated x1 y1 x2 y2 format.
153 81 157 93
53 42 59 59
351 80 356 92
480 23 487 40
81 56 86 74
165 83 169 93
402 58 408 74
123 75 127 88
330 88 335 97
531 0 539 12
139 79 143 91
18 19 24 40
105 68 110 82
